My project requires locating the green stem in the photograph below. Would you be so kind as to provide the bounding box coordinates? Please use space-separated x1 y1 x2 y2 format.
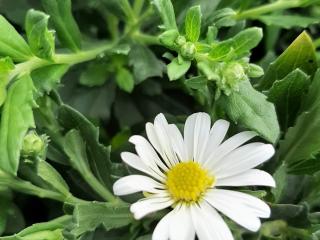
8 42 116 83
82 170 118 202
235 0 301 20
133 0 145 16
133 32 161 45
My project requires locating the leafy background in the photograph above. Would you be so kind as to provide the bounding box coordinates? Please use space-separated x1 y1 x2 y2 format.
0 0 320 239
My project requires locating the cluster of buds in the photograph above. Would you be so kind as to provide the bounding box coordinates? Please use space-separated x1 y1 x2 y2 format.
21 131 48 159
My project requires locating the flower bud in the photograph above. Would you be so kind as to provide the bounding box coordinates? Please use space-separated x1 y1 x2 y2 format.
175 35 186 47
180 42 196 60
21 131 46 158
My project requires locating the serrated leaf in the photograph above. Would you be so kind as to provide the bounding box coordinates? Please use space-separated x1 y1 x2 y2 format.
167 57 191 81
0 75 35 175
71 202 132 236
58 105 113 189
258 15 319 29
129 45 164 83
184 5 202 42
279 70 320 174
116 67 134 93
25 9 55 60
42 0 82 52
0 15 33 62
218 80 280 143
259 31 317 90
268 69 310 129
153 0 177 30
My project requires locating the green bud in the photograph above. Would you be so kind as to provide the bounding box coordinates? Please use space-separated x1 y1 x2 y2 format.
175 35 186 47
21 131 46 158
180 42 196 60
159 29 180 48
247 63 264 78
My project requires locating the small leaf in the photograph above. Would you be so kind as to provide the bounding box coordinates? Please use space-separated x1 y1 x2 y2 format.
259 31 317 90
258 15 319 29
268 69 310 129
231 27 263 57
37 160 70 196
0 75 35 174
218 80 280 143
0 57 15 106
129 44 164 83
32 64 69 96
71 202 133 236
42 0 82 52
25 9 55 60
167 57 191 81
0 15 33 62
116 67 134 93
185 76 207 89
153 0 177 30
79 62 108 87
184 5 202 42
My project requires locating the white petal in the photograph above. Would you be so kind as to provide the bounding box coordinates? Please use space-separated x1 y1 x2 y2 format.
191 201 233 240
152 210 174 240
168 124 188 161
216 169 276 187
203 119 230 161
130 196 173 219
169 205 195 240
121 152 163 181
214 143 275 178
204 131 257 169
153 114 179 166
184 113 197 160
206 189 270 232
130 135 167 178
193 113 211 163
113 175 164 196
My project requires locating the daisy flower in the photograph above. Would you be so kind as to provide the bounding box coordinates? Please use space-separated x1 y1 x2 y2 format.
113 112 275 240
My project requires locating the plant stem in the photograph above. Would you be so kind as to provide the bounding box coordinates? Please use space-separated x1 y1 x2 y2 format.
235 0 301 20
8 42 116 83
82 170 118 202
133 32 161 45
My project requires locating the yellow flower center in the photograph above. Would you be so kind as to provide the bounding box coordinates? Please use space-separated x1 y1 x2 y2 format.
166 161 215 203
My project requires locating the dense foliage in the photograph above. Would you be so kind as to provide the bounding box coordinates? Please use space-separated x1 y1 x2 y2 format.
0 0 320 239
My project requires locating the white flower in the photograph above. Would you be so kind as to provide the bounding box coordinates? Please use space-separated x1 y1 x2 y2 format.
113 112 276 240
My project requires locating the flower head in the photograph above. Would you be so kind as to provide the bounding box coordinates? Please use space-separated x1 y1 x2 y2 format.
113 113 275 240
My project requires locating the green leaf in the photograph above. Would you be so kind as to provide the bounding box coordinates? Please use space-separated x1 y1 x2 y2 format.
32 64 69 96
167 57 191 81
116 67 134 93
42 0 82 52
259 31 317 90
129 44 164 84
79 62 108 87
0 15 33 62
268 69 310 129
71 202 132 237
185 75 207 89
25 9 55 60
0 75 35 174
231 27 262 57
205 8 236 29
37 160 69 196
58 105 113 189
184 5 202 42
0 57 15 106
218 80 280 143
153 0 177 30
279 70 320 174
258 15 319 29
